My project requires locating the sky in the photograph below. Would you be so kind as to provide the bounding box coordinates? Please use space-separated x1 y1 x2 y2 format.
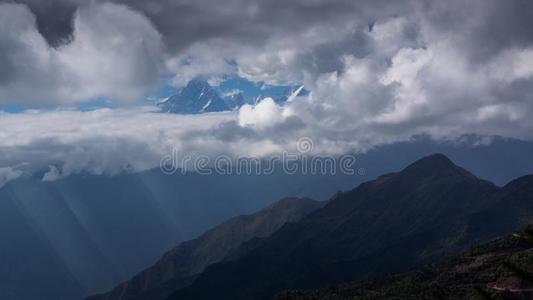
1 0 533 185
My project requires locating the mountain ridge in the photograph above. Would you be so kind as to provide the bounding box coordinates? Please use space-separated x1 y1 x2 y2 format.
6 139 533 300
167 154 533 300
157 78 307 114
87 197 322 300
158 79 230 114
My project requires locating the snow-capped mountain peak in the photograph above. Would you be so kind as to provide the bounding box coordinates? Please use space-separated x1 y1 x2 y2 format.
158 79 229 114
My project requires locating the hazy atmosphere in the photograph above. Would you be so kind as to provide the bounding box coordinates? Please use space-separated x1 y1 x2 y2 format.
1 1 533 300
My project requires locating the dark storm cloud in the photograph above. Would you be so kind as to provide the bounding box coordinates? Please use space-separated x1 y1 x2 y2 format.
9 0 407 51
0 1 165 103
6 0 533 86
416 0 533 63
13 0 79 47
14 0 533 59
4 0 533 73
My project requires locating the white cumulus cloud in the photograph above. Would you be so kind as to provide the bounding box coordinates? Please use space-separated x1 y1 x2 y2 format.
238 98 289 129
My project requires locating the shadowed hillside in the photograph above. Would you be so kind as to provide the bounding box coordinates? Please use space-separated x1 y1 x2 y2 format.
87 197 322 300
168 154 533 300
276 225 533 300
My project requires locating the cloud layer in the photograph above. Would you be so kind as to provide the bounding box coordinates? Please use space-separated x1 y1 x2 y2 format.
0 2 164 104
1 0 533 180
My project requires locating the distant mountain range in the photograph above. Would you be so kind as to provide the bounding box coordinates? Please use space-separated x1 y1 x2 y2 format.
0 171 329 300
4 137 533 300
276 225 533 299
158 79 230 114
82 154 533 300
158 78 306 114
87 197 322 300
166 155 533 300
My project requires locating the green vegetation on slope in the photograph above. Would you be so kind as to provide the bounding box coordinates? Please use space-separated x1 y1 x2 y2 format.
276 226 533 300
